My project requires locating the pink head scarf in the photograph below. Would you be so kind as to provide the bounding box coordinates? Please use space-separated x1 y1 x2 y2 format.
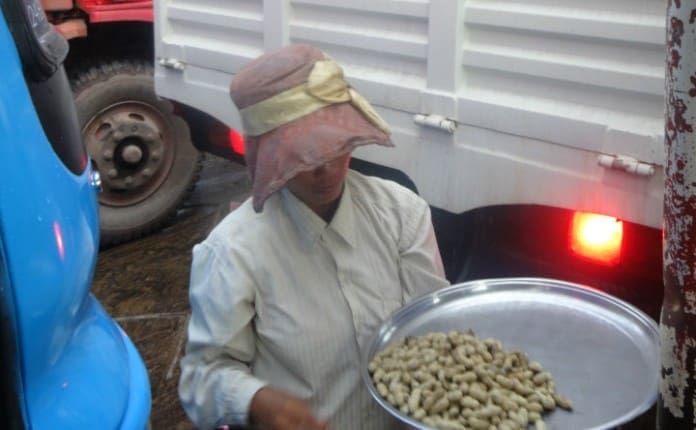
229 44 393 212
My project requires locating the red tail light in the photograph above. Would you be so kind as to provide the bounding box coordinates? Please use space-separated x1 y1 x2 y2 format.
570 212 623 266
229 129 245 155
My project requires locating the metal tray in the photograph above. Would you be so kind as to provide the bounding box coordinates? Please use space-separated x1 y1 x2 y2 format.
362 278 660 430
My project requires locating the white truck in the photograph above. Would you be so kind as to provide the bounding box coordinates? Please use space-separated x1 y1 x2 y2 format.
153 0 666 319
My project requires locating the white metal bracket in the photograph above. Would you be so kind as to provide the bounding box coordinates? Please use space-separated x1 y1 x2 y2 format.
157 57 186 72
413 114 457 134
597 154 655 177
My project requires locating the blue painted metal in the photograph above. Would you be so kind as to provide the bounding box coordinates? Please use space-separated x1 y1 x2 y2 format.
0 7 150 430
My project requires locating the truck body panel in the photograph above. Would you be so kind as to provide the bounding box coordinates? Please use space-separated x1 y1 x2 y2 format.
154 0 665 228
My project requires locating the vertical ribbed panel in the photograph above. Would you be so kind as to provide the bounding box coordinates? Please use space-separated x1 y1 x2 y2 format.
459 0 666 163
153 0 668 226
289 0 429 111
164 0 265 69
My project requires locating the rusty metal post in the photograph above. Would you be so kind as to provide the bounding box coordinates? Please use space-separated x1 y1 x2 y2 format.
660 1 696 428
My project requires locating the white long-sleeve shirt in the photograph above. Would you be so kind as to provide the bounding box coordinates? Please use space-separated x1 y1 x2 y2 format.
179 171 450 429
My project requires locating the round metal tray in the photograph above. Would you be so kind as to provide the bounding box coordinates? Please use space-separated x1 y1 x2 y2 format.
362 278 660 430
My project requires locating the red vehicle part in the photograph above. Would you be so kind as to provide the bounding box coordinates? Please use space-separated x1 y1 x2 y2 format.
74 0 152 23
660 0 696 427
41 1 151 39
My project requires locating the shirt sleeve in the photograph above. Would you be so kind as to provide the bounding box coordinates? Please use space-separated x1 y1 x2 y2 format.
179 241 267 429
398 194 451 303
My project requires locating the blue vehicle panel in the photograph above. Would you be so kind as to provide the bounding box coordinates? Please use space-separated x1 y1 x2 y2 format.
0 1 151 428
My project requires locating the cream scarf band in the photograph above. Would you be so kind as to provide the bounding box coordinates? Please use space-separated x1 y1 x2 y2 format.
239 57 391 137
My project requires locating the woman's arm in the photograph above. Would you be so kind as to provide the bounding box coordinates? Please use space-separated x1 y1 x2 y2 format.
179 242 266 429
179 241 329 430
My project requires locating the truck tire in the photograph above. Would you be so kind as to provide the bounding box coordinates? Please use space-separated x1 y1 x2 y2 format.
70 59 201 246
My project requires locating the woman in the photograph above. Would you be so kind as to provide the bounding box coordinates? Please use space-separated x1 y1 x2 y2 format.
179 44 450 430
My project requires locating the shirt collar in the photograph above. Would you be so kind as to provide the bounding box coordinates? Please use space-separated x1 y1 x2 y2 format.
280 180 356 249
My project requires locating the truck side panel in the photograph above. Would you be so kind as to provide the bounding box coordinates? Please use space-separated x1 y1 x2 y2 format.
154 0 665 229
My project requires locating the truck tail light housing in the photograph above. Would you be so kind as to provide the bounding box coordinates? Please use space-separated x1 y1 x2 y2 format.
570 212 623 266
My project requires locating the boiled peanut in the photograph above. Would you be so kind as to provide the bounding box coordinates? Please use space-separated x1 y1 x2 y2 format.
460 395 480 409
468 416 490 430
532 371 552 385
369 330 573 429
553 392 574 410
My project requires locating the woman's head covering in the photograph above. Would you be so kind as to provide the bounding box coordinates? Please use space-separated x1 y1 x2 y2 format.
229 44 393 212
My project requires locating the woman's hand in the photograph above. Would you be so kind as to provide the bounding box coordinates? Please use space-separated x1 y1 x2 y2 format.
249 387 330 430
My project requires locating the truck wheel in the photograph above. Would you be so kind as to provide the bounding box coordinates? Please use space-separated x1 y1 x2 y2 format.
71 59 201 246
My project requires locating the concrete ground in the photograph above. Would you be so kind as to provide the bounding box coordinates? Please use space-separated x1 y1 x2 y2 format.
92 155 251 429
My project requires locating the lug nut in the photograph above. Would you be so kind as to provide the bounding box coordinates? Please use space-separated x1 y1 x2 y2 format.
142 168 152 178
124 176 134 187
103 150 113 161
107 169 118 179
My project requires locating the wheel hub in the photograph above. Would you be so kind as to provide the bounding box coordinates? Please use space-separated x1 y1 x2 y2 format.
121 143 143 164
83 102 175 207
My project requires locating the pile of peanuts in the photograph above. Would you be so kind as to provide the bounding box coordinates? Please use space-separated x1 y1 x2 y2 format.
368 330 573 430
